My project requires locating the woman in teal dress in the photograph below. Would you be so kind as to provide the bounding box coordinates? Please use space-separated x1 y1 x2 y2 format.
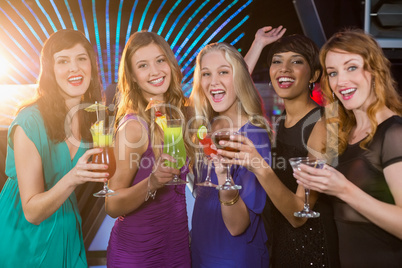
0 29 105 267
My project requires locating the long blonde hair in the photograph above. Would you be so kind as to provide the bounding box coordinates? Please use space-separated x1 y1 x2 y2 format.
321 29 402 155
189 42 272 174
116 31 194 163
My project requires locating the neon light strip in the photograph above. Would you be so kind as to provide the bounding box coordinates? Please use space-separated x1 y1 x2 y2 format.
92 0 106 86
64 0 78 30
148 0 167 32
179 0 239 67
0 8 40 56
114 0 125 82
3 104 18 111
22 0 49 37
182 83 192 97
182 65 196 85
138 0 153 31
230 33 245 46
78 0 90 39
8 63 33 83
35 0 57 32
182 15 248 83
0 114 16 120
6 1 43 45
218 15 249 43
0 26 39 67
157 0 182 35
5 74 21 84
0 41 37 78
165 0 196 41
176 0 224 63
106 0 112 84
49 0 66 28
171 0 209 50
181 0 251 73
125 0 139 44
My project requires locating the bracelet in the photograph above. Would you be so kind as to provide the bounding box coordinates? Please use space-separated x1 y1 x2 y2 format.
219 191 240 206
145 176 157 201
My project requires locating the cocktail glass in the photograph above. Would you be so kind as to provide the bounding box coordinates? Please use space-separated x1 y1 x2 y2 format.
163 119 187 185
212 131 242 191
91 121 117 197
289 157 326 218
197 133 218 187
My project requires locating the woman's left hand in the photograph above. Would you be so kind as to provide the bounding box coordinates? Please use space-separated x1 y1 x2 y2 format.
293 164 349 198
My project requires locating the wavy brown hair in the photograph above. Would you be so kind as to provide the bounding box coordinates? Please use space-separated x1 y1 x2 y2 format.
320 29 402 155
115 31 194 164
19 29 103 143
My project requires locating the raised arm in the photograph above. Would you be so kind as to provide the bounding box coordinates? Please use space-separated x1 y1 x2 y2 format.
243 26 286 74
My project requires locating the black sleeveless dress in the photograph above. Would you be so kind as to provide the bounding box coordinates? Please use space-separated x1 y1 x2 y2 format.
263 107 340 267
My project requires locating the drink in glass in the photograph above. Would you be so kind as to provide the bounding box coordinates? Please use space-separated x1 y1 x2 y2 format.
211 131 242 190
163 119 187 185
91 122 117 197
289 157 326 218
197 132 217 187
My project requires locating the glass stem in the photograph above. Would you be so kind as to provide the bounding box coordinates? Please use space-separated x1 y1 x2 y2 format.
304 188 310 210
205 158 212 182
226 165 231 183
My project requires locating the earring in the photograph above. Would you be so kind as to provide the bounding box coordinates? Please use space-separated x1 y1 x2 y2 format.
309 82 315 91
332 92 336 100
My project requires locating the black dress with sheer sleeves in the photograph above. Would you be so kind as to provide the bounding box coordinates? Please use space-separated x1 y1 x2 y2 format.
334 115 402 268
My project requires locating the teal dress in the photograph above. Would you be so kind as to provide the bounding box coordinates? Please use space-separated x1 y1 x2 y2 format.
0 105 88 267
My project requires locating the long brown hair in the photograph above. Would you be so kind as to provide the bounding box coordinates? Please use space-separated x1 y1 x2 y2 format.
116 31 194 164
320 29 402 154
19 29 103 143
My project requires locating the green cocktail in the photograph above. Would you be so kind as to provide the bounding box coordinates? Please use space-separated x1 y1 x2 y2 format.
163 119 187 184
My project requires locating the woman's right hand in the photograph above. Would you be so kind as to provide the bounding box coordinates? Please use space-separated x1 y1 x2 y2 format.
69 148 109 186
215 134 269 174
148 153 181 190
254 25 287 47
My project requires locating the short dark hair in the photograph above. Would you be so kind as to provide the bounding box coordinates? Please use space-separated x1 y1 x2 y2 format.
267 34 322 83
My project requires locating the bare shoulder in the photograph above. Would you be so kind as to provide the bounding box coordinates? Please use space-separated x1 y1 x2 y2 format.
116 118 149 149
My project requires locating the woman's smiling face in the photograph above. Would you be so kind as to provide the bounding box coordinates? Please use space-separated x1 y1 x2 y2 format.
269 51 312 100
325 49 375 111
130 43 172 101
200 50 238 115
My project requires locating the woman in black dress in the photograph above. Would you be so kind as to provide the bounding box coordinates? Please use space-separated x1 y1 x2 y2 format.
294 29 402 267
218 31 339 267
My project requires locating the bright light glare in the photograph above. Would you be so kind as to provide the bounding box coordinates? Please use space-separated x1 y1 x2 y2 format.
0 85 36 128
0 56 9 78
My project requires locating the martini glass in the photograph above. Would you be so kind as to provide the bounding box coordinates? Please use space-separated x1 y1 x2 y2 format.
289 157 326 218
